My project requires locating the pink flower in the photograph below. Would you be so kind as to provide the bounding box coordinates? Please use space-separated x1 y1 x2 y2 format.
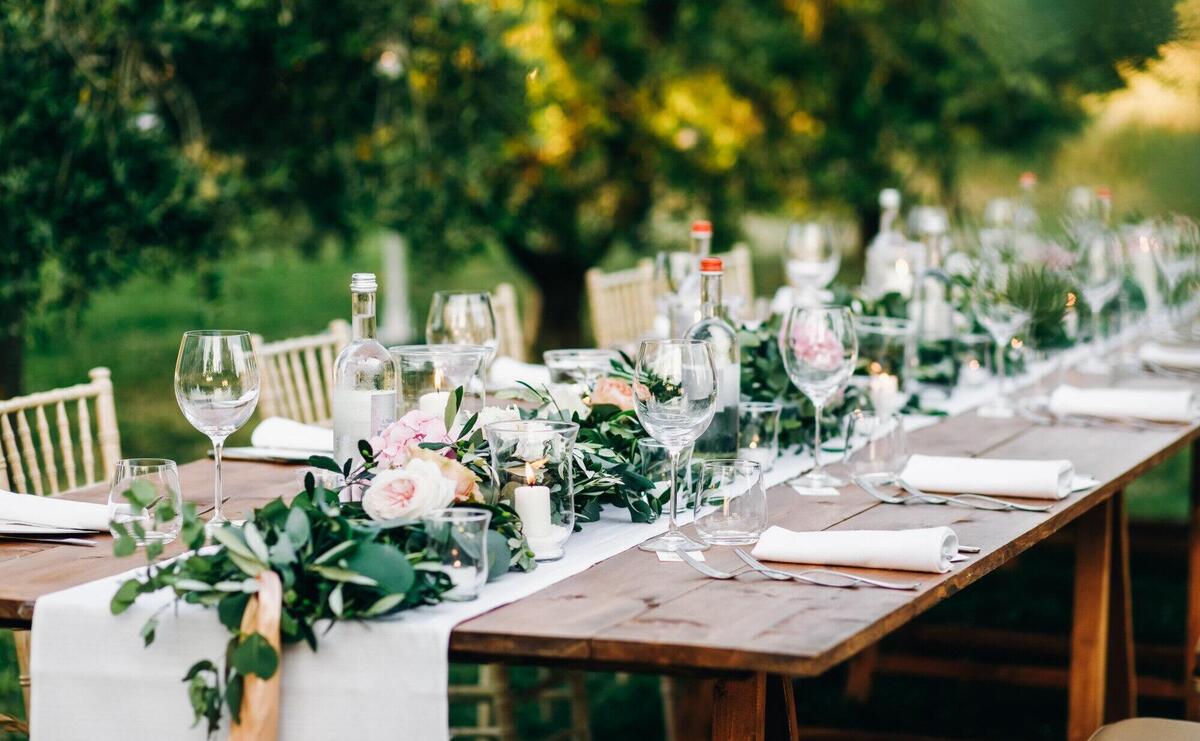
788 320 846 371
589 377 635 411
362 459 456 521
370 410 453 470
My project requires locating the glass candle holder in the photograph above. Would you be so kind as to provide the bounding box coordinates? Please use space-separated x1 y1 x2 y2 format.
955 333 993 389
484 420 579 561
420 508 492 601
737 401 782 472
543 349 619 392
636 438 695 508
854 315 915 392
389 344 489 423
694 460 768 546
107 458 183 545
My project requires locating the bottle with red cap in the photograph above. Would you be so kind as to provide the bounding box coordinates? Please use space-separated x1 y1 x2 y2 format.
685 256 739 457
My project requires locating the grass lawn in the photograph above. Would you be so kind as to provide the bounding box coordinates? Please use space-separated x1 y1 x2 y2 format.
1 243 1193 739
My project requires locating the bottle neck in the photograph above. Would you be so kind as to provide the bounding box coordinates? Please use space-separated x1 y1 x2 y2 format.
690 234 712 258
352 290 377 340
700 271 723 318
880 208 898 235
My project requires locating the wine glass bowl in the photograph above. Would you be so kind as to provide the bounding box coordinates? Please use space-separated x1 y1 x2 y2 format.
778 306 858 491
174 330 260 528
632 339 717 552
426 291 499 358
784 221 841 300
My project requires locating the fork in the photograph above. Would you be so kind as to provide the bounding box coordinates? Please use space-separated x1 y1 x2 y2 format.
896 479 1053 513
677 550 858 588
734 549 920 590
676 550 755 580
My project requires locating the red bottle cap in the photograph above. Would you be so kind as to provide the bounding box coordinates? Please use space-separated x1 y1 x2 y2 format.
1019 171 1037 187
691 220 713 235
699 257 723 272
1096 186 1112 200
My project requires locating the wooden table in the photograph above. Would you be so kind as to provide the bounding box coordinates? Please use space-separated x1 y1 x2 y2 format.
3 397 1198 740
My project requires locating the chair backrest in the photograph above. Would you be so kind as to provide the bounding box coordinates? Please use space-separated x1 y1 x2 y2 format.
0 367 121 495
251 320 350 424
492 283 530 362
720 245 755 305
586 260 657 349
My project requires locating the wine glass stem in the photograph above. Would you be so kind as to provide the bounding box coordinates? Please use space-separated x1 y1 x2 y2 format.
996 340 1008 400
812 404 824 477
211 437 227 524
667 448 682 535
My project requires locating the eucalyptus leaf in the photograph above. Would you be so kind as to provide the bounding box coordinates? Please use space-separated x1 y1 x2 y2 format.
307 455 342 474
231 633 278 679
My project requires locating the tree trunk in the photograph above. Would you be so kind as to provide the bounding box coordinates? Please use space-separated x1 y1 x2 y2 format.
529 261 588 353
0 326 23 399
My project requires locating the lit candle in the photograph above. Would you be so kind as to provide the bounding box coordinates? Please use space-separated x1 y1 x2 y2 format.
960 359 989 387
442 562 478 600
513 463 552 539
419 368 450 417
868 372 903 416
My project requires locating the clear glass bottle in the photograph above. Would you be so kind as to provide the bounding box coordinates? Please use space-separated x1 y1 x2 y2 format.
333 273 397 470
686 257 739 457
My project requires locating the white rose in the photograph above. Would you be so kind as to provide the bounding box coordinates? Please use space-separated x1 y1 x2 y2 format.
362 458 456 521
544 383 588 419
453 405 520 438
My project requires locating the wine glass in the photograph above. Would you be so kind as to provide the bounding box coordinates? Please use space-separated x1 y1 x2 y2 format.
543 349 619 393
175 331 260 529
971 263 1030 417
632 339 717 552
784 221 840 305
1074 226 1124 372
778 306 858 492
426 291 498 359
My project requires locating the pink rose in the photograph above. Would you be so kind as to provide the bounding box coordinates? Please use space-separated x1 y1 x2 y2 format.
362 459 456 521
370 410 453 470
788 320 845 371
590 377 635 411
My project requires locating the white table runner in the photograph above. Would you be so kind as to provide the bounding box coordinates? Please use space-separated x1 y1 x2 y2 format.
31 510 670 740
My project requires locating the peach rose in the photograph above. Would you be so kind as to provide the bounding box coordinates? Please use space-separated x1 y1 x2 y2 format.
589 377 635 410
407 446 481 502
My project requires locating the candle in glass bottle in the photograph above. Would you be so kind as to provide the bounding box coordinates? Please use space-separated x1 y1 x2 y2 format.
333 273 397 470
686 258 739 457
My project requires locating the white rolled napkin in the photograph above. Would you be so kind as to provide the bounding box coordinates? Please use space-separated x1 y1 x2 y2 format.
488 357 552 390
0 491 109 531
1140 342 1200 370
250 417 334 452
751 525 958 573
1049 384 1194 424
901 454 1073 499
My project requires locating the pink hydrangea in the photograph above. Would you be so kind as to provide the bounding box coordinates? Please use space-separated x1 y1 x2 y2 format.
370 410 453 470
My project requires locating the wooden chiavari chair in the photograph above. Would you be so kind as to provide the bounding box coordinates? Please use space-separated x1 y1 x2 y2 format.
585 260 657 349
250 320 350 424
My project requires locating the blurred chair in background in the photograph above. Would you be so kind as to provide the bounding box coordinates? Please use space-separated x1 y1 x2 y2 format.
492 283 541 362
251 320 350 424
586 260 657 349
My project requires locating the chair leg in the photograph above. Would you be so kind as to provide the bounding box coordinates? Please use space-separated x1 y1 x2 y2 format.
1187 438 1200 720
567 670 591 741
15 629 31 720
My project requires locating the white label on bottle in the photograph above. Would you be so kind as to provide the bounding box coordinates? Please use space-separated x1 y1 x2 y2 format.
334 389 396 463
719 363 740 407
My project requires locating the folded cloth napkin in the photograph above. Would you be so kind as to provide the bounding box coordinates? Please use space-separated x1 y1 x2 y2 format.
1049 384 1195 424
250 417 334 452
751 525 958 573
901 454 1074 499
488 357 552 390
1140 342 1200 370
0 491 109 530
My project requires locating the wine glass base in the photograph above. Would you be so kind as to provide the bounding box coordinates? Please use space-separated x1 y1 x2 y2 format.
790 470 846 490
639 531 708 553
204 518 229 534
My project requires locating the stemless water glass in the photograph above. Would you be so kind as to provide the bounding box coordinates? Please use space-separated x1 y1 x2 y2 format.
784 221 840 305
846 411 908 485
421 508 491 601
107 458 183 545
426 291 498 359
778 306 858 492
175 331 259 529
543 349 619 393
632 339 717 552
694 460 768 546
737 401 782 472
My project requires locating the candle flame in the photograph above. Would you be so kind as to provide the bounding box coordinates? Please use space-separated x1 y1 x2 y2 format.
433 367 444 391
524 462 536 486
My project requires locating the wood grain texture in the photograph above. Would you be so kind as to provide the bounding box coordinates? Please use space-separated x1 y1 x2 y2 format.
1068 499 1113 741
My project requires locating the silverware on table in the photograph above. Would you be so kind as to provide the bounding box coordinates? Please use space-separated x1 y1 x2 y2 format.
852 474 1051 513
734 549 920 591
0 534 97 547
676 550 751 580
196 496 231 518
1018 402 1185 433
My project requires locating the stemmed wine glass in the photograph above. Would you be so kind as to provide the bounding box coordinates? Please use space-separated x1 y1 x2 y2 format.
632 339 717 552
426 291 499 359
971 261 1030 417
784 221 841 306
1074 226 1124 372
778 306 858 492
175 331 260 529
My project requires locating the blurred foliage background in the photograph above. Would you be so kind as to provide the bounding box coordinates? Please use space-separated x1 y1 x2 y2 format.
2 0 1200 737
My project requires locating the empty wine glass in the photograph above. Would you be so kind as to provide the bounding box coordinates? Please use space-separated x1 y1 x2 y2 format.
175 331 260 529
778 306 858 492
426 291 498 359
784 221 841 305
1074 226 1124 373
632 339 717 552
971 263 1030 417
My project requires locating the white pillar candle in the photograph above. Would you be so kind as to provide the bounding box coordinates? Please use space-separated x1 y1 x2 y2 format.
514 484 552 538
419 391 450 417
868 373 903 416
738 445 775 470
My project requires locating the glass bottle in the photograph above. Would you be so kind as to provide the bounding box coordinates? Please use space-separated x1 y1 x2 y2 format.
864 189 924 300
333 273 397 470
686 257 739 457
667 220 715 336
